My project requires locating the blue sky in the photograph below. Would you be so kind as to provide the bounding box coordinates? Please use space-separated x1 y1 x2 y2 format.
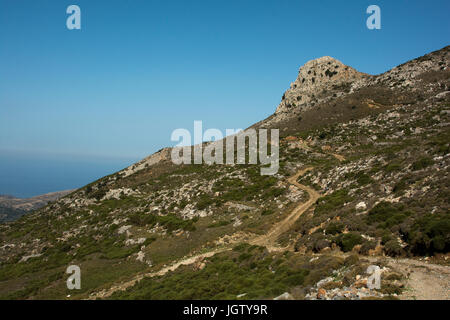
0 0 449 196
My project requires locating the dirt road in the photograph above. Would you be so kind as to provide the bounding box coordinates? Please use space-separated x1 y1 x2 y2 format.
385 258 450 300
250 167 320 250
89 248 230 299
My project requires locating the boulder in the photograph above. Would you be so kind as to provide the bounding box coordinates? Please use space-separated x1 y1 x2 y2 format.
317 288 327 299
356 201 367 210
274 292 294 300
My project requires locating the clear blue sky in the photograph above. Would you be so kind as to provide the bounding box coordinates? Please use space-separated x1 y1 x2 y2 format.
0 0 449 197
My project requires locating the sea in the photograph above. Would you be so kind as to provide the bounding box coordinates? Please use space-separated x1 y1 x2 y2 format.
0 151 139 198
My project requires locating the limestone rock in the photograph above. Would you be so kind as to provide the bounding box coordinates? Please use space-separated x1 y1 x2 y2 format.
274 56 367 118
356 201 367 210
274 292 294 300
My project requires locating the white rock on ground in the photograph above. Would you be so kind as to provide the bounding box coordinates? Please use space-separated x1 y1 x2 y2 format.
356 201 367 210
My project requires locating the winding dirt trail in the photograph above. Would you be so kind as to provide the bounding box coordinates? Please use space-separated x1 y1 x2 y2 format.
250 167 320 250
89 167 319 299
89 248 229 299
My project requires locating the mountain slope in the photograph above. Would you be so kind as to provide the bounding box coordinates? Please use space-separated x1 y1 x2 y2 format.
0 46 449 300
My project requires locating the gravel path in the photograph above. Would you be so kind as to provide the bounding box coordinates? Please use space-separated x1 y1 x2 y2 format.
386 258 450 300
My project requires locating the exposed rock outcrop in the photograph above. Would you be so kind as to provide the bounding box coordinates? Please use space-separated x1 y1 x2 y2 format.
274 56 368 119
121 147 172 177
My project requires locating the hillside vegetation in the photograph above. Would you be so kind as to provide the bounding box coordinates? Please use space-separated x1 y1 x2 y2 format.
0 46 449 300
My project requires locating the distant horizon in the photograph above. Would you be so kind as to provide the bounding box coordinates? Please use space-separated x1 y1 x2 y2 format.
0 151 138 198
0 189 75 199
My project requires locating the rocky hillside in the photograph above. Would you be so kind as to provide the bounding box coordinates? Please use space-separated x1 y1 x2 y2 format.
0 190 74 223
274 56 368 118
0 46 448 300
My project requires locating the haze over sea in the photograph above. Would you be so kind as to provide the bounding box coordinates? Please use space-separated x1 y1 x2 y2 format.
0 151 137 198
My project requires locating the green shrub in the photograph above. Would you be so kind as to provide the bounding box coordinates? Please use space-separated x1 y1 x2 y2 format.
384 162 402 172
367 202 411 229
101 245 139 259
356 173 372 186
360 240 377 255
208 220 231 228
325 222 344 235
344 254 359 266
313 239 331 253
411 157 433 171
129 212 157 227
380 283 402 295
336 233 363 252
315 189 353 215
281 270 309 286
238 252 252 262
196 195 216 210
129 212 196 232
383 240 403 257
90 189 107 201
262 187 285 199
143 237 157 246
178 199 188 209
158 214 196 232
406 214 450 255
261 209 274 216
381 233 392 245
233 243 250 252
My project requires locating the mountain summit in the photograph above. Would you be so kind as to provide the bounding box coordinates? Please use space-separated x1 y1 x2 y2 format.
275 56 367 116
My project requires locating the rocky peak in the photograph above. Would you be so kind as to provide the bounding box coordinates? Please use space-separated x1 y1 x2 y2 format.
275 56 367 115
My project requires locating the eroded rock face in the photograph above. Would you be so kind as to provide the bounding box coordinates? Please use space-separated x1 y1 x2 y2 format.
275 56 367 116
